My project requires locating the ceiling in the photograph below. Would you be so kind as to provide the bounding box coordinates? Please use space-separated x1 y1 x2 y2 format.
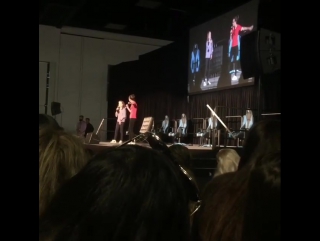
39 0 280 41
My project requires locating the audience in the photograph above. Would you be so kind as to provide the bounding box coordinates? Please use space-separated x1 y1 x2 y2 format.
39 145 191 241
39 114 63 131
192 119 281 241
214 148 240 177
169 144 193 173
238 119 281 170
242 152 281 241
39 127 88 217
39 116 280 241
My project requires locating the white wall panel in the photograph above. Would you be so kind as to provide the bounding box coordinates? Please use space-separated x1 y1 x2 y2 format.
39 25 172 139
81 37 108 131
57 34 82 132
39 62 48 113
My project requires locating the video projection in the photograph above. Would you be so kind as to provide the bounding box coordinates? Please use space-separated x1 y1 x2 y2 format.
188 0 259 95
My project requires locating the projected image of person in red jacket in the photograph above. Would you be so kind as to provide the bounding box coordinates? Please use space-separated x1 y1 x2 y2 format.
228 15 254 78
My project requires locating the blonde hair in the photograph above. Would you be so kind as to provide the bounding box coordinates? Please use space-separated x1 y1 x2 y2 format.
214 148 240 177
39 127 88 216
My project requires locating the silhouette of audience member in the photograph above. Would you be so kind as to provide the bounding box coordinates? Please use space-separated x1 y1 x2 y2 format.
214 148 240 177
39 127 88 217
39 114 63 131
39 145 190 241
238 119 281 170
169 144 193 173
192 120 281 241
242 152 281 241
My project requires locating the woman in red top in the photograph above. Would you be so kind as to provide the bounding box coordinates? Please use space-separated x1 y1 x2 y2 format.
126 94 138 143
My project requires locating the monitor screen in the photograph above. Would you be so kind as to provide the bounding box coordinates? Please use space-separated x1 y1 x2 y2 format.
188 0 259 95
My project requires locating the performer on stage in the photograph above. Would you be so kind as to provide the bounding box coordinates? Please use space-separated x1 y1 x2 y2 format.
228 15 253 81
204 31 214 86
177 114 188 136
240 109 254 130
126 94 138 144
197 109 218 144
160 115 170 133
111 101 126 144
158 115 170 143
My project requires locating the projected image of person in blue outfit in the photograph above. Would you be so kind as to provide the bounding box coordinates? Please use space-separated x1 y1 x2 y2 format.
190 44 200 85
228 15 253 83
204 31 214 86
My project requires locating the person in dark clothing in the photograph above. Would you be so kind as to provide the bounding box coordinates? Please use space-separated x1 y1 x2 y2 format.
85 118 94 137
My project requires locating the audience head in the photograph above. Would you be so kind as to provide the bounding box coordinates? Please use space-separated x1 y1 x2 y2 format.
39 145 190 241
85 118 90 123
242 152 281 241
238 119 280 170
214 148 240 177
169 144 192 171
165 115 169 120
39 128 88 217
79 115 84 121
39 114 63 131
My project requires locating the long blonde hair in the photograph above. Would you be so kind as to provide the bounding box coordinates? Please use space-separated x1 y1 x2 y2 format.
39 127 88 216
214 148 240 177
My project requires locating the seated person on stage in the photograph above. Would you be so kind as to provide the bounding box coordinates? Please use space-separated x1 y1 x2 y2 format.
158 115 170 141
175 114 188 141
197 112 218 144
160 115 170 133
229 109 254 139
240 109 254 130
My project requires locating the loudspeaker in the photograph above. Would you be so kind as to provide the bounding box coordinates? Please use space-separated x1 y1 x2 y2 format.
85 133 100 144
240 29 281 79
140 117 154 133
51 102 61 116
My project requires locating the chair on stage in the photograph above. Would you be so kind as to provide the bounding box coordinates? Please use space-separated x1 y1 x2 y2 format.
168 119 178 143
198 116 220 147
194 118 206 145
225 115 243 147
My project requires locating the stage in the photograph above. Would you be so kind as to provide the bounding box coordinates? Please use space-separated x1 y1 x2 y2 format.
85 142 243 190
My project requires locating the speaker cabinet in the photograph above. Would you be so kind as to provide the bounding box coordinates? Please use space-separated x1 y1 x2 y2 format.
240 29 281 79
85 133 100 144
51 102 61 116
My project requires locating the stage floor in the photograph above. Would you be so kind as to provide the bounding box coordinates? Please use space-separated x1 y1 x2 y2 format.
86 141 215 150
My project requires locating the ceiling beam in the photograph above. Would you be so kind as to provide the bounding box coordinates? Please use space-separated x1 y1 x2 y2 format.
59 0 88 27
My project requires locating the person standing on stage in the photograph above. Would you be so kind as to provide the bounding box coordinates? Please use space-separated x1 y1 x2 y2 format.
126 94 138 144
204 31 213 86
111 101 126 144
228 15 253 80
76 115 87 138
84 118 94 137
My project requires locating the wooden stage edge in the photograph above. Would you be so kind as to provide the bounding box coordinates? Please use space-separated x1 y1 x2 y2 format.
84 141 243 160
